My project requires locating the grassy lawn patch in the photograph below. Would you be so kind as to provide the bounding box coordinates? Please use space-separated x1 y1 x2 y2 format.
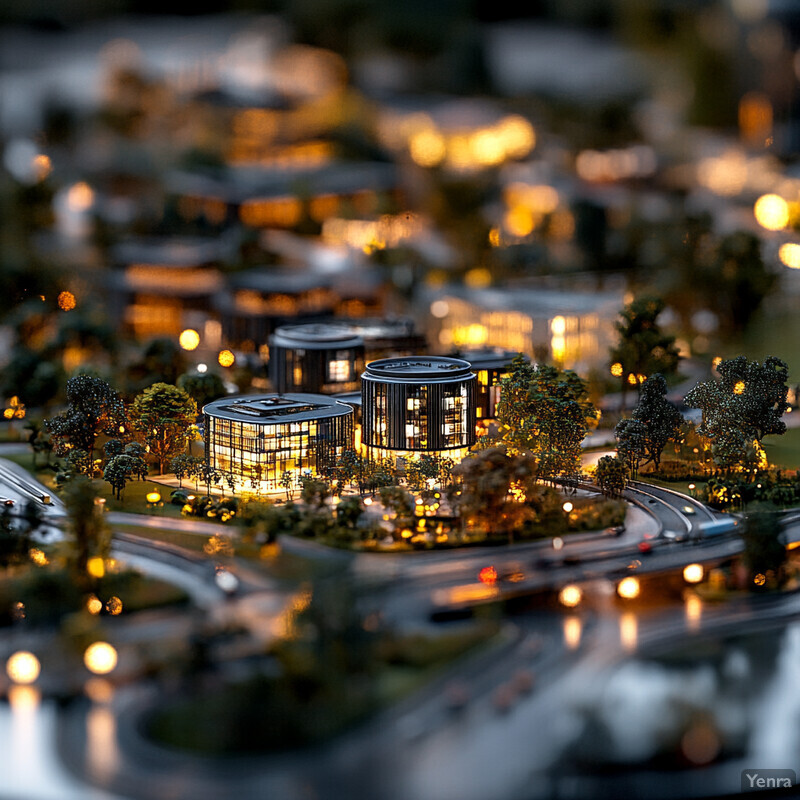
762 426 800 470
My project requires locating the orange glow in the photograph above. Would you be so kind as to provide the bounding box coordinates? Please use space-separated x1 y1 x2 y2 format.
464 268 492 289
479 566 498 585
67 182 94 212
739 92 773 146
84 642 118 675
409 128 446 167
563 615 582 649
683 563 704 584
87 595 103 615
617 576 640 599
32 154 52 181
733 380 746 395
28 548 48 566
610 362 623 377
179 329 200 351
87 557 105 579
559 584 582 608
218 350 235 368
504 205 535 237
754 194 789 231
105 597 123 616
496 115 536 159
57 291 76 311
779 243 800 269
6 651 40 685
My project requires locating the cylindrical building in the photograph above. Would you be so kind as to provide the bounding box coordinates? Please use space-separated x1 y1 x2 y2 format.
361 357 477 461
269 323 365 395
204 393 353 494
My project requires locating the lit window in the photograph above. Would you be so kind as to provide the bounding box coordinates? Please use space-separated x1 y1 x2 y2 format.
328 359 351 381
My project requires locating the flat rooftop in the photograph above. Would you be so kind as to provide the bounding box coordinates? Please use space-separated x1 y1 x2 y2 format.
364 356 473 381
203 393 353 424
272 323 364 349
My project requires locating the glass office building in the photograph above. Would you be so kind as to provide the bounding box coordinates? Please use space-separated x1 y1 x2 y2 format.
204 393 353 493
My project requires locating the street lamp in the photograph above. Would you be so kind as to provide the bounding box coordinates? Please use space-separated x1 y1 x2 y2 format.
617 576 640 599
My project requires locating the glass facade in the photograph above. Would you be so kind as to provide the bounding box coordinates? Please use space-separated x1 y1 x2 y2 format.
204 394 353 494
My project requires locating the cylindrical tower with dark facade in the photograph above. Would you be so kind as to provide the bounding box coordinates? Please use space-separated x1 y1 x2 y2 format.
361 357 477 461
269 323 365 395
204 393 353 494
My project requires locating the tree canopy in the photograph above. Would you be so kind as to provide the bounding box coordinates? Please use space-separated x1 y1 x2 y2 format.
496 356 598 480
177 370 227 410
45 373 126 456
684 355 789 472
631 373 683 470
609 296 681 390
130 382 197 474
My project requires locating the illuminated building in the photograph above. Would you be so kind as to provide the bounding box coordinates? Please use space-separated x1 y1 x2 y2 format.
110 237 225 340
204 394 353 494
270 324 365 394
361 357 476 461
217 269 338 348
430 284 621 374
458 347 529 425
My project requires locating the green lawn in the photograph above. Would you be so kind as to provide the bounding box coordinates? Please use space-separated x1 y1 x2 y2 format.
721 308 800 384
762 426 800 470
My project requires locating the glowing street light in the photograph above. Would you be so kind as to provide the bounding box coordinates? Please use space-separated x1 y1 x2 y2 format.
617 576 640 599
179 329 200 351
683 563 704 584
562 501 574 513
6 651 40 685
84 642 118 675
559 584 583 608
754 193 789 231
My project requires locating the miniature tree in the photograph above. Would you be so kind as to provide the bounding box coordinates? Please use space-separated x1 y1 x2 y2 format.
614 418 647 479
301 477 330 510
595 455 627 496
177 370 227 410
170 453 199 488
452 446 539 544
279 470 295 501
130 383 198 474
684 355 789 475
631 373 683 471
45 374 126 458
609 297 681 394
103 454 139 500
496 356 597 481
336 496 364 531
